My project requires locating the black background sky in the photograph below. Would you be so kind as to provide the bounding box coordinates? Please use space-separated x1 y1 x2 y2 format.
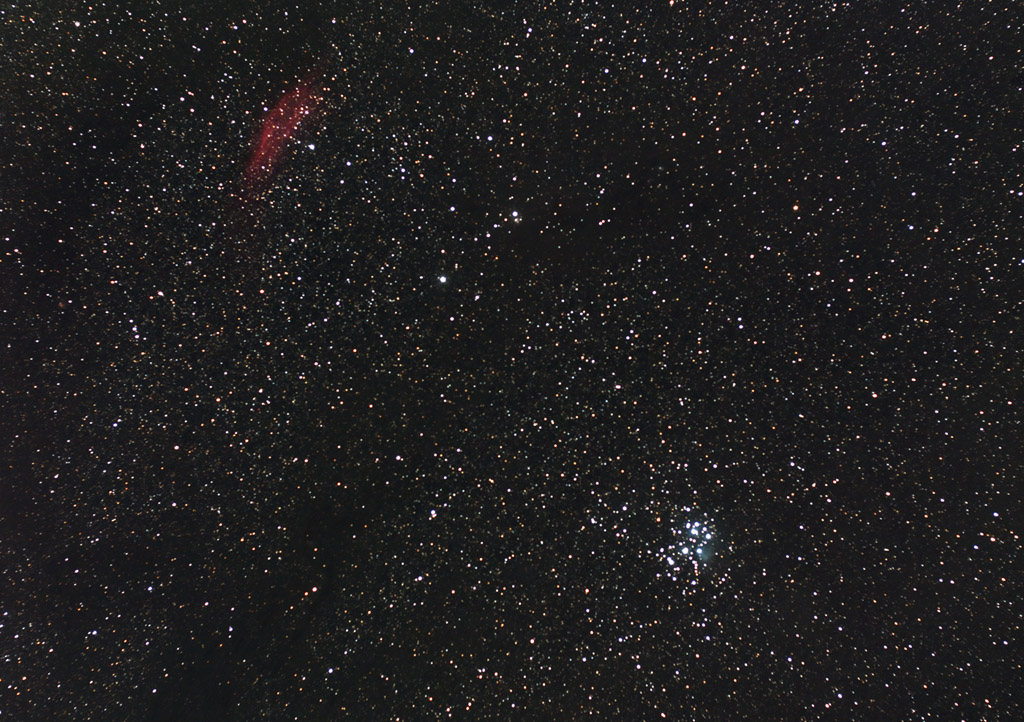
2 2 1022 720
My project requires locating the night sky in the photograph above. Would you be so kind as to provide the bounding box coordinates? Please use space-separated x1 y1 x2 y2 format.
2 2 1022 720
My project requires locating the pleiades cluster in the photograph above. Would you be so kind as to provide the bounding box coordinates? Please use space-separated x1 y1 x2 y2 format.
2 2 1021 720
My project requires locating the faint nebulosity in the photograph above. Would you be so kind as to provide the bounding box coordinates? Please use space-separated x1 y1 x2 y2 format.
2 3 1021 720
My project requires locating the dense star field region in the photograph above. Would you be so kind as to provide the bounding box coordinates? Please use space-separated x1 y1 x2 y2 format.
2 2 1022 719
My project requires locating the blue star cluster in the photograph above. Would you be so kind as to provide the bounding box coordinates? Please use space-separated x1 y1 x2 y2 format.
655 515 715 583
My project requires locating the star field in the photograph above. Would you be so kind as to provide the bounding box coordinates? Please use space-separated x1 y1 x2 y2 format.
2 2 1022 720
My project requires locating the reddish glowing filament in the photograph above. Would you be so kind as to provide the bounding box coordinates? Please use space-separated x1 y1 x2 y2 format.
244 75 321 189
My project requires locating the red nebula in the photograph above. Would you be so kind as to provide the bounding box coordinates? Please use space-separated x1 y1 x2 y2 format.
221 69 326 275
243 71 323 192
